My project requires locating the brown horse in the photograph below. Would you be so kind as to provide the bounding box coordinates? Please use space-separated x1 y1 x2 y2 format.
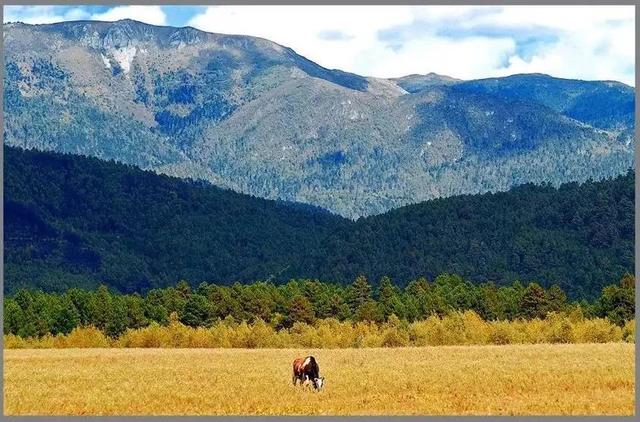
292 356 324 390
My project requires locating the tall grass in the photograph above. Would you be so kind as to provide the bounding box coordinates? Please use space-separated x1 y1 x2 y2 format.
5 345 635 415
4 311 633 349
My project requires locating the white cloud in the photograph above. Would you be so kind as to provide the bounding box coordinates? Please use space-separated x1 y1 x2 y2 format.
90 6 166 26
3 6 90 25
188 6 415 74
187 5 635 85
4 5 634 85
473 6 635 84
4 5 167 27
369 36 517 81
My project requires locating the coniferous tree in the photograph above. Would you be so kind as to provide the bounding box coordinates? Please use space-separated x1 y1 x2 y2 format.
90 285 114 333
1 275 634 337
66 288 93 326
520 282 549 319
176 280 192 297
287 295 316 326
125 294 149 329
180 294 212 327
3 299 24 335
349 275 372 312
50 298 80 335
620 272 635 289
327 293 351 321
106 296 129 337
144 289 169 324
546 284 568 313
355 300 384 323
597 274 635 326
377 276 397 319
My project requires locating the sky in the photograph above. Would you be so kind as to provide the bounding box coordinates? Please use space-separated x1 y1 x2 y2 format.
3 5 635 85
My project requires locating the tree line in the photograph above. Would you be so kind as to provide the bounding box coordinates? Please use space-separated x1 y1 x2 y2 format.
4 273 634 339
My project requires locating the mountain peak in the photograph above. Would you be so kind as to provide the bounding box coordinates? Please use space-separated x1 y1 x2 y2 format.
392 72 462 93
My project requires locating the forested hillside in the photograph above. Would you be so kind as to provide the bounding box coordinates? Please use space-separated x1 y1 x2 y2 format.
4 146 347 293
453 73 635 131
306 171 634 299
4 146 634 298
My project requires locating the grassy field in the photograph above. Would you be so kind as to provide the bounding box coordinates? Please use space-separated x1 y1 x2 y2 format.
3 343 635 416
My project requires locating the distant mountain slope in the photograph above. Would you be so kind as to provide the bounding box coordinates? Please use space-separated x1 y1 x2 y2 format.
454 73 635 131
4 146 633 298
392 72 461 92
3 19 635 218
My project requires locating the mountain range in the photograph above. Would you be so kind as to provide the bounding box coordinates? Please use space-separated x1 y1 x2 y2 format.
5 146 633 299
3 19 635 218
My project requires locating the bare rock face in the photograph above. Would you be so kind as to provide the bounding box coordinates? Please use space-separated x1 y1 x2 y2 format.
4 19 635 218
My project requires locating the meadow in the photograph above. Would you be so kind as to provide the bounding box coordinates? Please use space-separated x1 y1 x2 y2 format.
3 343 635 416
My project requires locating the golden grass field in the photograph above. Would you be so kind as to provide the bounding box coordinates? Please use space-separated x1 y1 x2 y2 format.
3 343 635 416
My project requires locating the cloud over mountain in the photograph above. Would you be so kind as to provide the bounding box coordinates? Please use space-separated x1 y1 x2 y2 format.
4 5 634 85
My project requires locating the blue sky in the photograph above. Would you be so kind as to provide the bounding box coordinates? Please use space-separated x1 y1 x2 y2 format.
3 6 203 27
3 5 635 85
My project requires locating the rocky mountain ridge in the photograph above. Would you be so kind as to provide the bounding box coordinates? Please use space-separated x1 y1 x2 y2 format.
4 19 635 218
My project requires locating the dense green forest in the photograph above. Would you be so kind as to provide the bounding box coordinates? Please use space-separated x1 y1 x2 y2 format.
308 170 634 299
4 273 635 339
4 146 634 298
4 146 347 293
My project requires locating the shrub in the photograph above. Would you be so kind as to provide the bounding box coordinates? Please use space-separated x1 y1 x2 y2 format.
208 323 233 348
489 321 515 345
519 318 547 344
3 316 634 348
57 326 110 348
460 311 491 345
247 319 278 348
4 334 29 349
622 319 635 343
544 313 576 344
573 318 623 343
381 328 409 347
